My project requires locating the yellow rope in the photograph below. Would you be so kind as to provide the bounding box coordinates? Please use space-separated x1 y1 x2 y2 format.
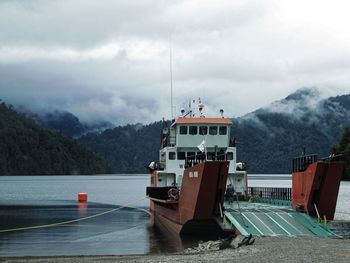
0 196 147 233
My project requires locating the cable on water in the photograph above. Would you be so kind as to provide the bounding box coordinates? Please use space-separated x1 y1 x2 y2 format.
0 196 147 233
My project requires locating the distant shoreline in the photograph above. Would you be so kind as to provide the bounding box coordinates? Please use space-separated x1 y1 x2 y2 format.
2 174 350 182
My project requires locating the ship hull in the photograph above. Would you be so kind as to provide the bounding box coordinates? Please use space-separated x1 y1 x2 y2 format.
292 161 344 220
149 161 230 236
151 202 226 236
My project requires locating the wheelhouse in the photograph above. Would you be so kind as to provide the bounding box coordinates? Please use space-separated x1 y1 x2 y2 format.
154 116 246 197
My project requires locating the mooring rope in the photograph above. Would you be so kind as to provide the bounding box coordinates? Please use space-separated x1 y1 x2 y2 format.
0 196 147 233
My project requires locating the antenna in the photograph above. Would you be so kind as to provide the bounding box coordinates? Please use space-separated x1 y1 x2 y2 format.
170 36 174 119
198 98 204 117
180 108 185 117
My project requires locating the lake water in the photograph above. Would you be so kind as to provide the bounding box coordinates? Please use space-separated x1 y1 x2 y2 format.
0 175 349 257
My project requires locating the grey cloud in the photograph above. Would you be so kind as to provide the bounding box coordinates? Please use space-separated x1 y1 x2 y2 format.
0 0 170 48
0 1 349 126
0 57 166 124
0 1 264 48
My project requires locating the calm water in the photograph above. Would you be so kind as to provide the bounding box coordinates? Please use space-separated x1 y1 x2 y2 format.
0 175 349 257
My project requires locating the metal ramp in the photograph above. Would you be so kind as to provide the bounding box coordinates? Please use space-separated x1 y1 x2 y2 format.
221 202 340 238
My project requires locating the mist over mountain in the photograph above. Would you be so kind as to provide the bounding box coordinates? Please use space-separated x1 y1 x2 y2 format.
78 88 350 175
16 107 113 138
5 88 348 175
233 88 350 173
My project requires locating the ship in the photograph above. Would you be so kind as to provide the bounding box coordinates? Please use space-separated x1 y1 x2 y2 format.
146 99 345 238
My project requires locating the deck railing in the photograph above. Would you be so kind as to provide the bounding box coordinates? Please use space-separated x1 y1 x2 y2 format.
146 186 173 200
292 154 318 173
184 152 227 168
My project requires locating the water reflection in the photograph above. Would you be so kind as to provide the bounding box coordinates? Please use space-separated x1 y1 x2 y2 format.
78 202 88 215
0 201 151 257
0 201 222 257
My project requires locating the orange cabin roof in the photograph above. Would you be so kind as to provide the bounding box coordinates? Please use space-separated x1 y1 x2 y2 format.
174 117 232 125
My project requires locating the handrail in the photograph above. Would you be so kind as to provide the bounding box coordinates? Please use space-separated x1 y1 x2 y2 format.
292 154 318 173
184 152 227 168
248 187 292 201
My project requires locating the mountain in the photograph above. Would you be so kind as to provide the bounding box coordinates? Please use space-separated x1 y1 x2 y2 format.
232 88 350 174
0 100 114 175
330 127 350 180
17 108 113 138
79 122 162 173
78 88 350 176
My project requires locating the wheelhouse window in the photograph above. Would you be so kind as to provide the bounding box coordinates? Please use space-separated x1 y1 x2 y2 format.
179 126 187 134
197 152 205 160
161 152 166 162
207 152 216 160
217 150 225 160
199 126 208 135
189 126 197 135
226 152 233 160
169 152 176 160
219 126 227 135
177 152 186 160
187 152 196 160
209 126 217 135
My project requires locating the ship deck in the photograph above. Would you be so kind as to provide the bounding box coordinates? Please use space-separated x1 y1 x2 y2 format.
220 201 340 238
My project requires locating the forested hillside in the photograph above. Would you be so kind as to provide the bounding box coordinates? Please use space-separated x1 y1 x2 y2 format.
79 89 350 177
233 89 350 174
331 127 350 180
0 100 114 175
6 88 347 177
79 122 161 173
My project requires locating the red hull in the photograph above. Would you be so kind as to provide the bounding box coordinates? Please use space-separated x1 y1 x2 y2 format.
150 161 229 235
292 161 344 220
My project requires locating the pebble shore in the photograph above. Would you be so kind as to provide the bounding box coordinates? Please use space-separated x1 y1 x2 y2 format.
1 236 350 263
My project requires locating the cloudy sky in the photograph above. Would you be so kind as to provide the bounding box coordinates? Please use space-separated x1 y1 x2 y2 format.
0 0 349 125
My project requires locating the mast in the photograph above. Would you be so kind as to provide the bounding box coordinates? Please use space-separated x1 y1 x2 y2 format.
170 37 174 120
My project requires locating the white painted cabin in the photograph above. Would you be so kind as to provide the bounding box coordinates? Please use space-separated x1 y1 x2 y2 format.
154 116 248 198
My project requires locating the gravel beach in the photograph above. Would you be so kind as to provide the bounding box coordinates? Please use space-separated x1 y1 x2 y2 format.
1 236 350 263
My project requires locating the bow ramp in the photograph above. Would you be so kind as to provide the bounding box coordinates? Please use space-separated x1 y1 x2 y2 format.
220 202 340 238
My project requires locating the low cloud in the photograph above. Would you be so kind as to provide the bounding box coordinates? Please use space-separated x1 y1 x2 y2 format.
0 0 349 125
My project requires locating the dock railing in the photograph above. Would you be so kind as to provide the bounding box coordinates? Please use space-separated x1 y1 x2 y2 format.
248 187 292 201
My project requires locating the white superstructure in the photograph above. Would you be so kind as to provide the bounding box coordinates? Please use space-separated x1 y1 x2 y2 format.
152 102 248 198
